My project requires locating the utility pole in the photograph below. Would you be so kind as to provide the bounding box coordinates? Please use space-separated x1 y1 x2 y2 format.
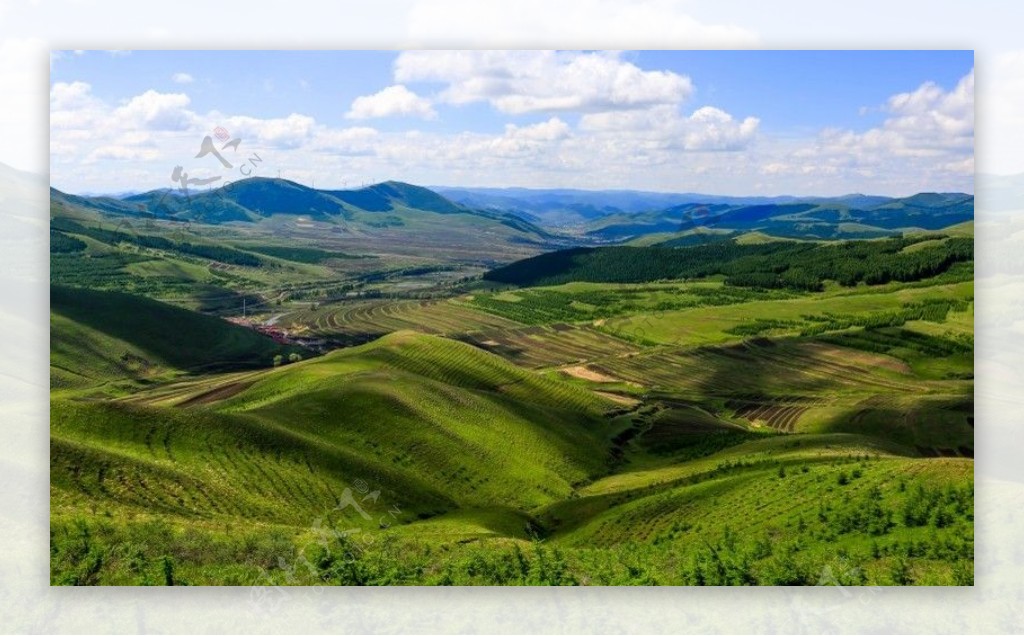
243 297 246 318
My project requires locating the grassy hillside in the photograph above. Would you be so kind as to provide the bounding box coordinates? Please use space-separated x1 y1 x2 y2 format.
51 285 304 394
51 331 626 583
51 289 974 585
52 397 972 585
50 192 974 586
54 178 552 241
49 179 560 317
53 331 616 513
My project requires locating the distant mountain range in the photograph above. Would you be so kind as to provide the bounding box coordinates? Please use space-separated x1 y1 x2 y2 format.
49 177 975 245
434 186 974 241
585 192 974 242
432 185 817 225
50 177 556 244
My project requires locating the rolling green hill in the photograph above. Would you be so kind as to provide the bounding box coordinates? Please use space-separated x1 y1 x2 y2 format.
50 285 304 394
54 178 552 243
51 296 973 585
54 331 616 517
49 182 974 586
50 331 623 582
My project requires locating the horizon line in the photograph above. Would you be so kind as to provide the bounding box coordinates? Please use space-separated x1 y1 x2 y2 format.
49 174 976 201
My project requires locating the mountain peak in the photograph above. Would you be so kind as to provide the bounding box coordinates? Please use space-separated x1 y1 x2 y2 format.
328 180 464 214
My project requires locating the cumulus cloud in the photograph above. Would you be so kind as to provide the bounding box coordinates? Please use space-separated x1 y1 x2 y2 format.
827 69 973 159
50 80 97 112
50 81 110 134
505 117 571 142
753 70 974 194
113 90 194 131
346 85 436 120
48 52 972 197
883 69 974 152
49 80 388 188
394 50 693 115
682 107 761 151
480 118 573 157
171 72 194 84
221 113 316 149
581 105 759 151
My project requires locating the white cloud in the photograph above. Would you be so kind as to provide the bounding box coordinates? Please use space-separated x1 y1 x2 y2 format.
50 80 96 111
395 50 693 115
843 69 973 158
171 72 194 84
222 113 316 149
85 144 159 163
504 117 571 142
346 85 436 120
944 156 975 175
50 81 114 137
883 69 974 152
466 118 573 158
758 69 974 193
682 107 760 151
309 126 379 156
581 105 759 151
47 54 971 197
113 89 194 131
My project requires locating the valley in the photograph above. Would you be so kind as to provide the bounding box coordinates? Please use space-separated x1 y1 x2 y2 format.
49 179 973 586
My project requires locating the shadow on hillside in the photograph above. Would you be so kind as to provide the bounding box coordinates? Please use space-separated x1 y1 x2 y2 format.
694 336 973 454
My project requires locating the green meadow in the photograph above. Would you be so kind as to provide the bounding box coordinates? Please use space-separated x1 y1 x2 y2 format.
49 190 973 586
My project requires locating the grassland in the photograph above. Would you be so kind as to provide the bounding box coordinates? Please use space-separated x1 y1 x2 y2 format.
50 211 974 585
51 285 304 396
280 299 524 345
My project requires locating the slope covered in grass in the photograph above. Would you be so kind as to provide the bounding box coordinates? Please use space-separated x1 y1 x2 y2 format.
50 285 303 394
210 332 614 509
52 332 617 544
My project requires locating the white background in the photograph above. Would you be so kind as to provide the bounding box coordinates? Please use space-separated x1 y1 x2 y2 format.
2 1 1022 633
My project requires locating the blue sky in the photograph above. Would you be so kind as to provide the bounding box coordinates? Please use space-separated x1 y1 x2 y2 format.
49 50 974 195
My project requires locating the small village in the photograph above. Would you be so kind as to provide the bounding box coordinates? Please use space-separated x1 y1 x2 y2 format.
224 315 329 353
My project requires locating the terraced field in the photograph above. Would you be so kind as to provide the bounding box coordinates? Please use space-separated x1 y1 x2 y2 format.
52 333 615 527
456 323 638 369
569 331 972 448
281 299 523 344
600 280 973 347
586 338 928 398
730 400 810 433
50 223 975 586
550 445 972 585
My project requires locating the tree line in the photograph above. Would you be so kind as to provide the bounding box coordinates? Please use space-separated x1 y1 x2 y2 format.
483 235 973 292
